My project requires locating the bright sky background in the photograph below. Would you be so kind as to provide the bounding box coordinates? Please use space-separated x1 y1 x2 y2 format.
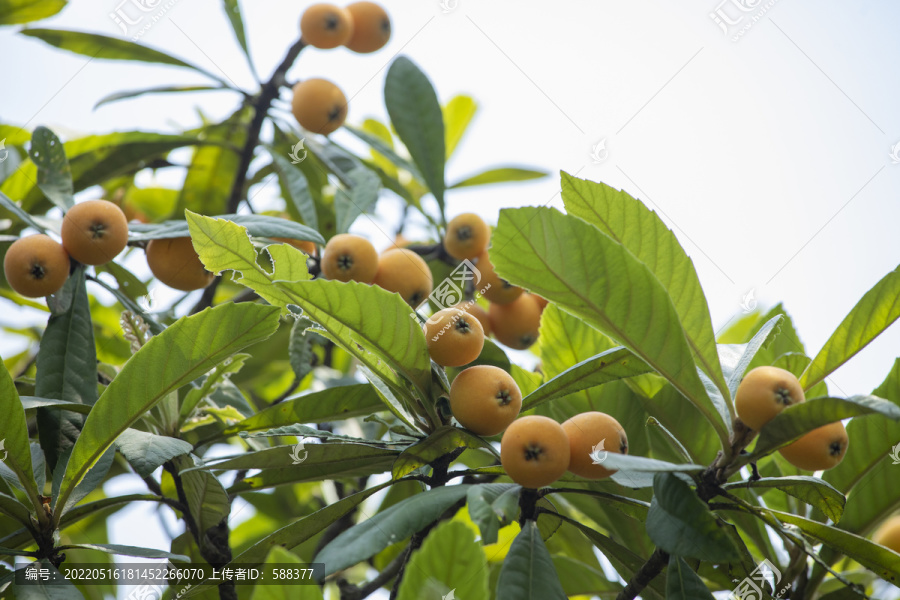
2 1 900 597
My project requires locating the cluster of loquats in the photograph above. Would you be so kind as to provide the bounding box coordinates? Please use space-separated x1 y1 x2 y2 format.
735 366 849 471
292 2 391 135
4 199 129 298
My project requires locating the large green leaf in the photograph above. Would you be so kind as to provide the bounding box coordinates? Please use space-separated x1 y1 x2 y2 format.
94 84 226 109
751 395 900 459
0 361 39 509
35 268 95 472
724 477 845 523
54 302 280 520
314 484 471 579
443 94 477 158
177 108 251 215
666 555 715 600
397 520 489 600
524 347 649 412
0 491 31 525
0 0 65 25
211 444 399 492
768 509 900 583
561 173 728 405
21 28 227 83
58 543 187 561
175 454 230 549
267 145 318 231
29 126 73 211
646 473 740 562
496 520 567 600
115 429 192 478
450 167 547 189
187 213 433 427
225 384 383 434
491 206 729 446
384 56 446 216
825 359 900 494
801 265 900 391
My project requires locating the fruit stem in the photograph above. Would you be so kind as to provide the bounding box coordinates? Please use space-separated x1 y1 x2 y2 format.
518 487 540 524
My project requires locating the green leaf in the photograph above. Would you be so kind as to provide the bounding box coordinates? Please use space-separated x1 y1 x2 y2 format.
175 455 230 545
58 543 188 561
666 554 715 600
187 213 432 427
646 473 740 562
450 167 547 189
225 444 399 493
724 477 845 523
561 172 728 406
604 455 703 489
267 145 318 231
251 546 324 600
344 123 421 179
825 358 900 494
551 555 622 597
179 353 249 421
21 28 227 84
0 190 46 232
95 260 148 301
397 520 489 600
54 446 115 513
94 84 225 109
129 213 324 244
392 427 488 480
288 317 315 382
768 509 900 583
496 520 566 600
178 108 251 215
0 0 65 25
227 384 382 434
467 484 519 545
314 484 471 579
0 491 31 525
182 483 390 599
54 302 280 520
115 429 192 478
751 395 900 459
29 126 73 211
523 346 648 411
334 163 381 233
801 266 900 391
443 95 477 158
718 314 784 397
0 362 39 503
491 206 729 447
384 56 446 217
35 268 95 472
222 0 253 74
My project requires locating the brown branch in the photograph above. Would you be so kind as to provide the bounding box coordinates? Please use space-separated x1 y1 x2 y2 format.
615 548 669 600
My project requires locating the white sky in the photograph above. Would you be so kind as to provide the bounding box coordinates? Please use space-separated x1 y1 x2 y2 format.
2 1 900 596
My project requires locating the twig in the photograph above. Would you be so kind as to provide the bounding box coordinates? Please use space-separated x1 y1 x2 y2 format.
615 548 669 600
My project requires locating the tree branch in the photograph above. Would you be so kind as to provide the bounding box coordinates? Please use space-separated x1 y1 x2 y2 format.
615 547 669 600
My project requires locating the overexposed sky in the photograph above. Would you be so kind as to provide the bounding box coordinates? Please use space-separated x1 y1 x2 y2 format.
2 2 900 595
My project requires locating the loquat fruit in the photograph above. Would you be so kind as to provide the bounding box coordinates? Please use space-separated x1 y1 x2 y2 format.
291 78 348 136
300 3 354 49
145 237 215 292
872 515 900 554
3 234 70 297
452 301 491 337
561 412 628 480
444 213 490 261
500 415 570 489
321 233 378 283
475 249 523 305
344 2 391 53
61 199 129 266
450 365 522 436
489 293 541 350
778 420 849 471
425 307 484 367
373 248 433 307
735 366 805 431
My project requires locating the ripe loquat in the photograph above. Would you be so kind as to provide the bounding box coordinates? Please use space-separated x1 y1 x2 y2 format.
425 307 484 367
561 412 628 479
735 366 805 431
500 415 570 489
450 365 522 436
300 3 354 49
344 2 391 53
489 293 541 350
321 234 378 283
145 237 215 292
475 249 522 305
444 213 490 261
452 301 491 337
291 79 348 135
61 199 129 266
3 234 70 297
778 420 848 471
872 515 900 553
373 248 433 307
